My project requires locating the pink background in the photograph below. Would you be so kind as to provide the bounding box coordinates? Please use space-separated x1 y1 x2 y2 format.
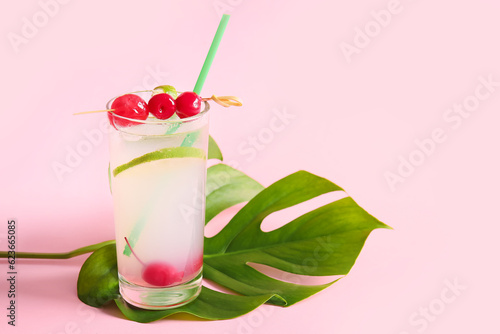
1 0 499 333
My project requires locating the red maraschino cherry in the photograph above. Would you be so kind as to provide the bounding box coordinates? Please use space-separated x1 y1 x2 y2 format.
108 94 149 127
175 92 202 118
148 93 176 120
142 262 184 286
124 237 183 287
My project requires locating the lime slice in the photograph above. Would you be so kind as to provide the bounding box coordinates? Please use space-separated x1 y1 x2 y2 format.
153 85 179 98
113 147 205 177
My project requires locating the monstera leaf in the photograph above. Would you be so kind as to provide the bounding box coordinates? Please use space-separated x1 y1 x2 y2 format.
205 163 264 223
77 244 120 307
77 164 389 322
208 135 223 160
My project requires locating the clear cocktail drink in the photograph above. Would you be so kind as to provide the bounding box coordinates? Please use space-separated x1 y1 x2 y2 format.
108 91 208 309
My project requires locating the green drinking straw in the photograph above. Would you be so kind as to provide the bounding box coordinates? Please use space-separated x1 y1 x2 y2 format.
124 15 232 254
193 14 231 95
181 14 230 146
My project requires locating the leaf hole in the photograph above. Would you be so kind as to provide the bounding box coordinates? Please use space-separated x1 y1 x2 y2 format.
202 278 241 295
246 262 344 286
204 202 247 238
260 191 347 232
206 160 221 169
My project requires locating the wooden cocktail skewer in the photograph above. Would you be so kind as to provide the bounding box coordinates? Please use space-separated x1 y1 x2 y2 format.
73 95 242 115
202 95 242 107
73 109 114 115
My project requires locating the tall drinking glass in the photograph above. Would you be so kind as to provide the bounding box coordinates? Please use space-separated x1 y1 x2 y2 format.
107 91 208 309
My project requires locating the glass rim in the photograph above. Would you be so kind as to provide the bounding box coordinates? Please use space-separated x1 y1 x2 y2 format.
106 90 210 125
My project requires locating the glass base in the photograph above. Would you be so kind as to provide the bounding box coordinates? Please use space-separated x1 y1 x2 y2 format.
119 272 202 310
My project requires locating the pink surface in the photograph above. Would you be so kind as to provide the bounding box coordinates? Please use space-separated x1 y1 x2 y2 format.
1 0 499 333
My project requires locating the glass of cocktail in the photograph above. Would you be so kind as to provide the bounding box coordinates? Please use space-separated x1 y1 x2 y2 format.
107 90 209 309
